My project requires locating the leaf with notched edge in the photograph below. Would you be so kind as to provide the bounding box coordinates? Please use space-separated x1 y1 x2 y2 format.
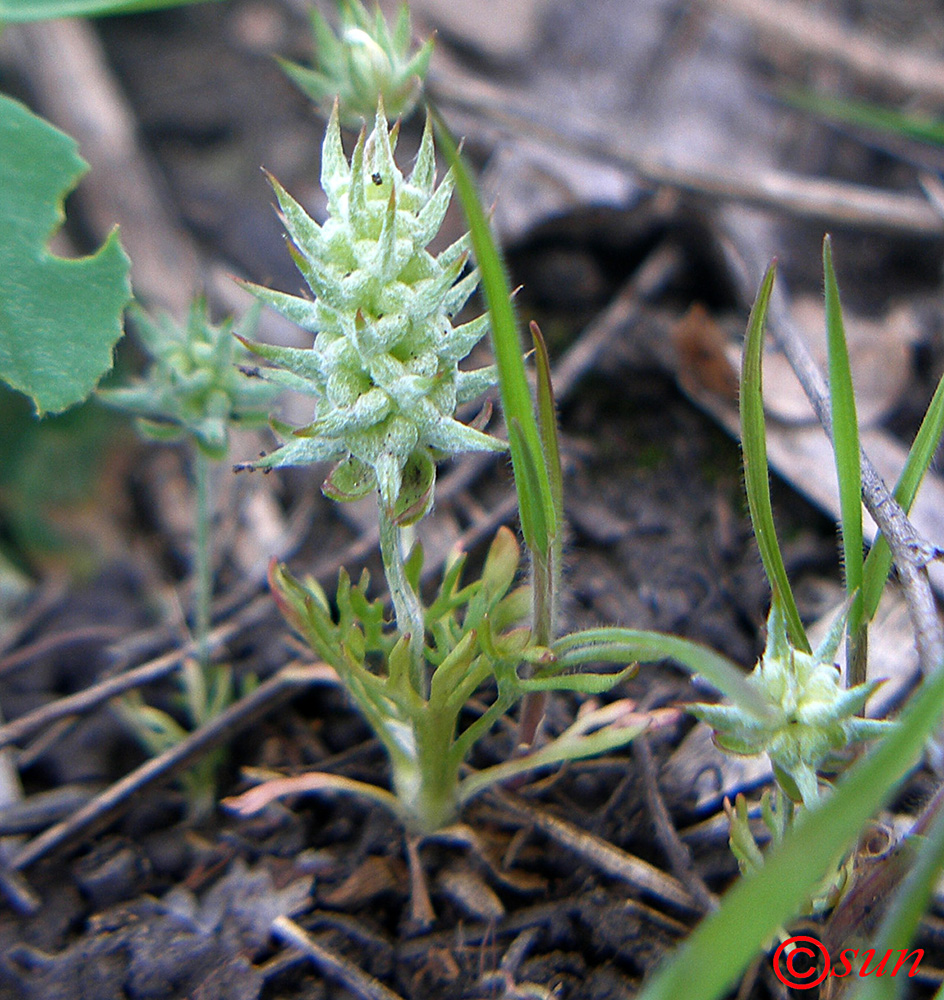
0 96 131 415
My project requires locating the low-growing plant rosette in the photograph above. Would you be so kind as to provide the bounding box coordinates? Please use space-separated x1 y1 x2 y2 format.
220 528 647 833
99 299 279 817
100 298 277 459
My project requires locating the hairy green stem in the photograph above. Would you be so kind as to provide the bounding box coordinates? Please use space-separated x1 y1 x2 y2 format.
193 448 213 671
378 506 426 695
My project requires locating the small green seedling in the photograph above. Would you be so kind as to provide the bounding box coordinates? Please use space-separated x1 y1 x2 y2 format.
635 248 944 1000
692 597 889 810
675 243 944 993
278 0 433 126
227 99 660 832
227 15 842 841
99 299 278 818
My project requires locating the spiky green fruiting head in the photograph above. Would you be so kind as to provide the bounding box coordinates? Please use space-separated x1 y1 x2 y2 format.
240 100 503 522
98 300 279 460
279 0 433 126
690 598 893 806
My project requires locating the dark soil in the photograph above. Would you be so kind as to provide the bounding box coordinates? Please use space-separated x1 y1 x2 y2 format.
1 1 943 998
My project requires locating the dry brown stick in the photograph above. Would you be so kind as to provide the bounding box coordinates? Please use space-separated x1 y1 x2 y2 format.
0 581 69 659
8 19 200 312
709 0 944 104
633 734 717 913
0 625 126 680
271 916 408 1000
490 788 700 914
8 663 332 870
0 594 272 752
430 70 944 238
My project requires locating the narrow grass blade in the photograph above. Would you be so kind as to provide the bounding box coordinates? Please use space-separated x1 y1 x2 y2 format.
740 264 810 652
823 236 864 638
862 369 944 621
530 321 564 529
636 663 944 1000
507 418 549 561
529 320 563 645
430 107 557 565
782 88 944 147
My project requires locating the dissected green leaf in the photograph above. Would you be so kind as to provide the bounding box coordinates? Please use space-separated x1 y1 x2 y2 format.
551 627 774 720
0 0 217 20
0 96 131 415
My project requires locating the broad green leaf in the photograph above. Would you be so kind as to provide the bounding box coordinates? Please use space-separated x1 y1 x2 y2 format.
0 96 131 414
740 264 810 652
637 661 944 1000
0 0 216 20
862 368 944 621
823 237 864 636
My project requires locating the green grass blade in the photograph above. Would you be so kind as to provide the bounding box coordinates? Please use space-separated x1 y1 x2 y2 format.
430 107 557 563
530 321 564 528
741 264 810 652
507 418 548 563
823 236 864 636
636 662 944 1000
0 0 217 17
782 88 944 147
862 369 944 621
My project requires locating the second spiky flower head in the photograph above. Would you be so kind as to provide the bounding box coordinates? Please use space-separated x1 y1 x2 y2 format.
99 300 279 460
280 0 433 126
241 100 503 522
690 597 892 806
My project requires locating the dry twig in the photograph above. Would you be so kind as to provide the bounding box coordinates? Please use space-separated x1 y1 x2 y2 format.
634 734 718 912
430 69 944 238
7 662 333 870
490 788 700 914
271 916 408 1000
709 0 944 104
